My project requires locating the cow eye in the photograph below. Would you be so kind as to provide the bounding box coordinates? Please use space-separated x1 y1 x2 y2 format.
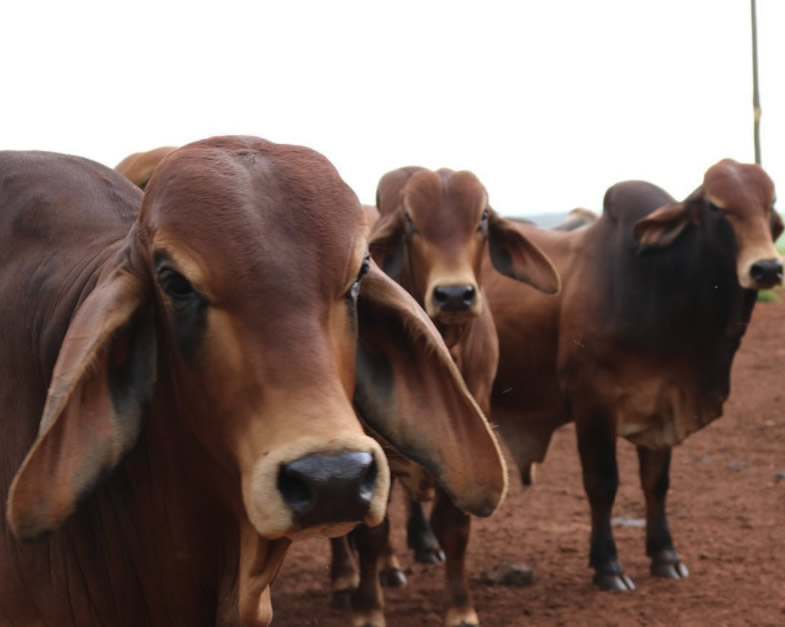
348 253 371 301
158 268 197 301
403 210 418 236
478 208 490 231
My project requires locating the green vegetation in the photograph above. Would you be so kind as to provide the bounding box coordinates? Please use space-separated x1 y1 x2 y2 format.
757 289 780 303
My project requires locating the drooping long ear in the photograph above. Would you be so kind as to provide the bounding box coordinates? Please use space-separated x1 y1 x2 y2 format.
354 261 507 517
7 248 157 542
771 209 784 241
486 210 561 294
633 202 700 250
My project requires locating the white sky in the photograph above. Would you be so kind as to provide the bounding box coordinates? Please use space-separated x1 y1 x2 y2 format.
1 0 782 215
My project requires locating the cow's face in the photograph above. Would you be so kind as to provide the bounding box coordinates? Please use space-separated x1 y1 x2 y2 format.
140 141 394 541
8 140 508 623
370 167 559 326
634 159 783 290
703 160 782 289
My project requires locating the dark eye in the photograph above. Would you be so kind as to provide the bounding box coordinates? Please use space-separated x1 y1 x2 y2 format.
159 268 196 300
348 253 371 300
479 208 490 231
403 210 418 236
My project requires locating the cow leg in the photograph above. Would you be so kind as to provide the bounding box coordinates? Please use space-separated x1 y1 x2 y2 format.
637 446 689 579
350 517 389 627
407 497 445 564
330 535 359 608
378 536 407 588
430 487 478 627
575 415 635 591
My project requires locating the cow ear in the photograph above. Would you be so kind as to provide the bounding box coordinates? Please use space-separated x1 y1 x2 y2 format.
634 202 699 250
770 209 784 242
7 248 157 542
354 261 507 517
369 212 407 279
487 210 561 294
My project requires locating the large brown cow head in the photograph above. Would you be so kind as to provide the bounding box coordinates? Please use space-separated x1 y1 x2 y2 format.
370 167 560 325
8 138 506 625
635 159 782 290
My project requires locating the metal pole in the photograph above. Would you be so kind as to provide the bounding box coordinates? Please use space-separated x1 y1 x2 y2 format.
751 0 761 165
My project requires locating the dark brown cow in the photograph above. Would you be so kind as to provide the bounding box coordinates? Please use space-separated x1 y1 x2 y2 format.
0 139 507 626
332 167 560 626
486 159 782 591
115 145 177 188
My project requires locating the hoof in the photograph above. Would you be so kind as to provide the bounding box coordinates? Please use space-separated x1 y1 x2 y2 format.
651 560 689 579
414 547 445 564
379 566 407 588
331 588 354 610
445 607 479 627
352 609 386 627
592 571 636 591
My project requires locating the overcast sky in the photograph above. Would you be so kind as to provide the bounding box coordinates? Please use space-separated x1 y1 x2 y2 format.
2 1 782 215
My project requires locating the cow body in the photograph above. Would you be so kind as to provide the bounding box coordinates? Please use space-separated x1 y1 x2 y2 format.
332 167 559 626
0 140 506 626
486 160 782 590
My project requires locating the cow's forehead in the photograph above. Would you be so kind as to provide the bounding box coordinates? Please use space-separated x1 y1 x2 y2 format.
139 138 365 297
406 169 487 234
704 159 775 212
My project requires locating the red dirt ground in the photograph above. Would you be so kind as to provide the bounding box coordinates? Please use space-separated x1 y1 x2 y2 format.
272 301 785 626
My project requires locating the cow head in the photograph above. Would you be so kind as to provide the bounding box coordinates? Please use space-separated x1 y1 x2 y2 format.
8 138 506 625
370 167 560 325
634 159 782 290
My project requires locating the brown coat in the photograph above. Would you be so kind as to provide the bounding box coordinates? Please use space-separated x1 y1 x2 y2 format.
0 139 506 626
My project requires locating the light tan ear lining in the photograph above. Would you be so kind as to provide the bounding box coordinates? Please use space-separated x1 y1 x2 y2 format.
354 263 508 517
633 202 698 249
7 271 156 542
487 211 561 295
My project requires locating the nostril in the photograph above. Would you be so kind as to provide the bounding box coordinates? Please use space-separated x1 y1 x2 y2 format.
463 285 476 305
277 465 313 515
433 287 448 305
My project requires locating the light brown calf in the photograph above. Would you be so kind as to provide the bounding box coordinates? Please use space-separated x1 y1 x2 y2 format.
332 166 560 627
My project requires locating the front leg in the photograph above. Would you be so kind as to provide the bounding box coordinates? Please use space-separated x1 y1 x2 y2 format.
349 517 389 627
430 487 478 627
575 413 634 591
406 497 445 564
637 446 688 579
329 535 359 608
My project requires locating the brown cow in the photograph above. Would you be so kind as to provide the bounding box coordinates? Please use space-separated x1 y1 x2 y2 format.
485 159 783 591
0 138 507 626
331 167 560 627
115 145 177 188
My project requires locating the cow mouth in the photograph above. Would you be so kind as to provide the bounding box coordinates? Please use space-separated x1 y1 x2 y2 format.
434 309 477 325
